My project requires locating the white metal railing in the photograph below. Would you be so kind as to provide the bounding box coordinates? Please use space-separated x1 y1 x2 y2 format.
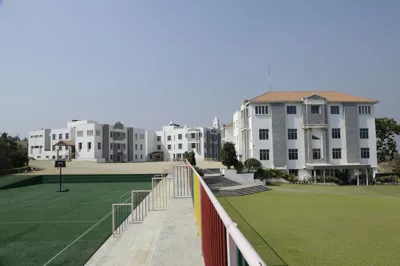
172 165 191 198
131 190 152 223
152 176 173 210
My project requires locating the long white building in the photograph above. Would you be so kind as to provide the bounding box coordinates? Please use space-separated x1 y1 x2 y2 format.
230 91 378 181
28 118 221 162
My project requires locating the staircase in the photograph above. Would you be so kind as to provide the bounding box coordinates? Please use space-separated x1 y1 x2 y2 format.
202 170 271 197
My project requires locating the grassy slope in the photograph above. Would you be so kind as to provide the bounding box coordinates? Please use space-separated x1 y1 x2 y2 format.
220 185 400 266
0 182 151 266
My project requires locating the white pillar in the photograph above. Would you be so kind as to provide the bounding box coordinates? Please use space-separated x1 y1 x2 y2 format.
355 169 359 186
323 169 326 184
366 168 369 186
313 170 317 183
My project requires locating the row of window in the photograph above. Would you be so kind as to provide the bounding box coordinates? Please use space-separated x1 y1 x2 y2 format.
76 142 144 151
254 105 372 115
159 143 198 150
52 133 70 140
258 128 370 140
161 133 202 142
258 148 371 160
109 154 144 160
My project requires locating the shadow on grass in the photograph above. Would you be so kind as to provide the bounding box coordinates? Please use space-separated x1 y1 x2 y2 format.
265 182 283 186
219 197 288 266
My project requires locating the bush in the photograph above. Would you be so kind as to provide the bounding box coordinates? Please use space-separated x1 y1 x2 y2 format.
219 142 238 169
254 168 266 180
326 176 339 184
244 158 262 172
287 174 298 183
234 161 244 174
194 166 204 177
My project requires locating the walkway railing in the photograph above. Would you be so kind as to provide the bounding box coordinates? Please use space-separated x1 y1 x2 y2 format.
181 160 267 266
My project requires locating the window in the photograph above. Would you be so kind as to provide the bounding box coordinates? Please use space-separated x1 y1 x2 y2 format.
59 146 63 151
140 144 143 150
167 145 171 150
361 148 370 159
259 129 269 140
178 143 182 149
289 169 298 176
331 106 340 114
87 130 94 137
191 133 196 139
140 134 144 140
110 155 113 160
255 105 268 115
178 134 182 140
167 135 172 141
191 143 196 149
110 132 113 138
311 105 320 114
312 135 320 140
117 143 120 149
359 105 371 115
287 106 297 114
57 134 62 140
52 145 55 151
97 142 101 149
135 155 138 160
52 155 55 159
259 149 269 160
135 134 138 140
78 142 82 150
77 131 83 137
313 149 321 160
135 144 137 150
157 136 161 141
122 144 126 150
332 148 342 159
110 143 113 149
96 130 101 136
288 149 298 160
140 154 143 159
65 133 69 139
88 142 92 150
157 145 161 150
288 129 297 140
52 134 56 140
332 128 341 139
360 128 369 139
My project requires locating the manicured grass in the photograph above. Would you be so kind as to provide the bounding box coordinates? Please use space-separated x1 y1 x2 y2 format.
0 182 151 266
219 184 400 266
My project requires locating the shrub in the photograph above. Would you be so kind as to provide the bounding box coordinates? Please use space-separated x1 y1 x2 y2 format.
244 158 262 172
326 176 339 184
234 161 244 174
194 166 204 177
219 142 237 169
254 168 266 180
287 174 298 183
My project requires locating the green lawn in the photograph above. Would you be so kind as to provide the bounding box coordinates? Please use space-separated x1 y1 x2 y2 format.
0 182 151 266
219 184 400 266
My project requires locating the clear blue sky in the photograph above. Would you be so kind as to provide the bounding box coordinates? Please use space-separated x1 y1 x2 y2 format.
1 0 399 137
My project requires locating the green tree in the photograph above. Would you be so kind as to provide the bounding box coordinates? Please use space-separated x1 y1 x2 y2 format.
194 166 204 176
219 142 238 169
234 161 244 173
391 154 400 175
0 132 28 171
183 151 196 166
376 118 400 162
244 158 262 172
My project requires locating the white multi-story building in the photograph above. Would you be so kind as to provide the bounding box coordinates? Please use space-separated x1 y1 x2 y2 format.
230 91 378 181
28 118 222 162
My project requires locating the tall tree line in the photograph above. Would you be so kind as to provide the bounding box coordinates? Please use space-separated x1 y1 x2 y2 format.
0 133 28 171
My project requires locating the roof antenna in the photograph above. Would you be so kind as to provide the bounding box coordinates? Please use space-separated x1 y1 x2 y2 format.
268 64 272 92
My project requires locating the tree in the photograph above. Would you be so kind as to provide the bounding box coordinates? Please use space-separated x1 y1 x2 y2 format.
376 118 400 162
183 151 196 166
0 132 28 171
244 158 262 172
219 142 237 169
391 154 400 175
234 161 244 173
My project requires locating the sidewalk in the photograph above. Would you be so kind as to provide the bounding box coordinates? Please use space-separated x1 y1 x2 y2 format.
149 197 204 266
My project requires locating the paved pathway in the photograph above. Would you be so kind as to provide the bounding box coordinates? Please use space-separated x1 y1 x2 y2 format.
149 197 204 266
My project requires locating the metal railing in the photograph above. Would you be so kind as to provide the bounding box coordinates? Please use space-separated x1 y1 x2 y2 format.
131 190 152 223
185 160 267 266
112 203 132 236
172 165 191 198
152 175 173 210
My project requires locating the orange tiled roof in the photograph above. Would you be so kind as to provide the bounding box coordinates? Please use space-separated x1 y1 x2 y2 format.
224 122 233 128
250 91 378 104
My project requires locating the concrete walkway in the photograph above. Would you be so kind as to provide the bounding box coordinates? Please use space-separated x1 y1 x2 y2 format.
149 197 204 266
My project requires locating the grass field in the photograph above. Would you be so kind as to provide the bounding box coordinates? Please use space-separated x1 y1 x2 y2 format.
220 184 400 266
0 181 151 266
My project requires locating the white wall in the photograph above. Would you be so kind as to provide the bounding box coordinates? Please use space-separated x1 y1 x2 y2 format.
75 123 103 160
133 128 146 161
285 103 305 170
358 105 378 167
327 104 347 164
28 130 46 159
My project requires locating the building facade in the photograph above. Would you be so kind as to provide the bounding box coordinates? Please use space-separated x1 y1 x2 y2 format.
231 91 378 181
28 118 222 162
